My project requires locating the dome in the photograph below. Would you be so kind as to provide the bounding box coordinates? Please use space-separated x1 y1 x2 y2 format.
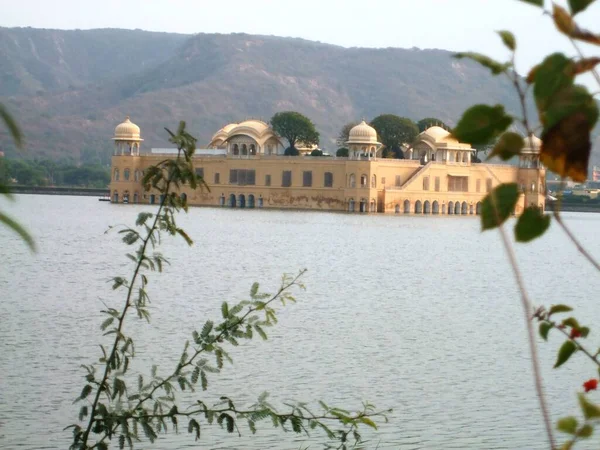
422 126 451 141
347 121 379 144
522 134 541 153
113 116 143 141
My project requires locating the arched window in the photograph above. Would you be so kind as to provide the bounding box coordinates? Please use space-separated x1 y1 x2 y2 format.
476 202 482 215
424 201 431 214
113 191 119 203
371 175 376 188
250 144 256 155
233 144 239 155
348 199 355 212
180 193 187 203
124 169 130 181
114 168 120 181
395 204 400 214
415 200 422 214
133 192 139 204
432 201 440 214
349 173 356 188
448 201 454 215
241 144 248 156
461 201 468 215
134 170 141 182
360 174 368 187
267 144 273 155
403 200 410 214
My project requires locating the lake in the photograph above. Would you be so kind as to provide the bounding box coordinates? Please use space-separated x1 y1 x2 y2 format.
1 195 600 449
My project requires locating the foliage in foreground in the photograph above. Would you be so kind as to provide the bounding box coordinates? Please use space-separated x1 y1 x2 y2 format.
68 122 387 449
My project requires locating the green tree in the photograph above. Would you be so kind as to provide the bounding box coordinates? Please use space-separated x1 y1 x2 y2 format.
336 121 359 147
336 147 349 157
370 114 418 159
271 111 319 151
417 117 450 132
310 149 323 156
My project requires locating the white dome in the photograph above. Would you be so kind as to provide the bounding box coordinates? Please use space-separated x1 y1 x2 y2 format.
113 116 143 141
347 121 378 144
523 134 541 153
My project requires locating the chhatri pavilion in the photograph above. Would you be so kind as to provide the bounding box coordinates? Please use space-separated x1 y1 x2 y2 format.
109 117 545 215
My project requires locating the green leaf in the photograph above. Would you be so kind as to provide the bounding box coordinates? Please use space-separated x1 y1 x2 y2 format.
200 370 207 391
549 305 573 315
0 211 36 251
480 183 520 231
519 0 544 5
488 132 524 160
554 340 577 368
533 53 574 113
557 416 578 434
221 302 229 318
577 424 593 438
360 417 378 429
454 52 510 75
498 30 516 51
451 104 513 146
250 282 259 298
580 326 590 338
579 393 600 419
539 322 553 341
100 317 114 331
515 206 551 242
568 0 595 15
0 103 23 148
562 317 580 329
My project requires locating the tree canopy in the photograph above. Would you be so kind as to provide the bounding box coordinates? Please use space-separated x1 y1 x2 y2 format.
370 114 418 159
417 117 450 132
336 147 349 157
271 111 319 150
336 121 359 148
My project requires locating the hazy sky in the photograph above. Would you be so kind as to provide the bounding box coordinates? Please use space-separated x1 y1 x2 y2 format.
1 0 599 89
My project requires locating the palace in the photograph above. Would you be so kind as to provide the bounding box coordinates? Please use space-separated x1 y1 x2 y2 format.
109 117 545 215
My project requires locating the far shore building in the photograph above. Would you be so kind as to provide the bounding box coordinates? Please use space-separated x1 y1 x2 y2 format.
109 117 545 215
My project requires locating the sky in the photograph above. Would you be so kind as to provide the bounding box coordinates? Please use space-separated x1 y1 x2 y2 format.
1 0 599 89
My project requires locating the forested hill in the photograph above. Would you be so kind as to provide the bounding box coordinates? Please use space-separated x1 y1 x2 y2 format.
0 27 598 168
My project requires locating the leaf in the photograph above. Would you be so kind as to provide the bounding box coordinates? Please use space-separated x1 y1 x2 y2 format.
562 317 580 329
480 183 520 231
539 322 553 341
519 0 543 5
250 282 259 298
573 57 600 75
0 103 23 148
577 424 593 438
221 302 229 318
200 370 207 391
360 417 378 429
549 305 573 315
451 104 513 146
579 393 600 419
100 317 114 331
0 212 36 251
554 340 577 368
532 53 574 112
553 4 576 35
568 0 595 15
454 52 509 75
498 30 516 51
489 132 524 160
541 111 595 182
515 206 551 242
557 416 578 434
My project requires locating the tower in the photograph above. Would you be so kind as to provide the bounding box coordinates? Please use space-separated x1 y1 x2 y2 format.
519 134 546 211
113 116 143 156
346 121 381 160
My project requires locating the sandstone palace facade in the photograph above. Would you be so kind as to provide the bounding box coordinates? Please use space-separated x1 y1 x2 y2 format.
109 117 545 215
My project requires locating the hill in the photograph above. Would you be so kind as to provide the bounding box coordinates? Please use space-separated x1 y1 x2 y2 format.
0 27 598 169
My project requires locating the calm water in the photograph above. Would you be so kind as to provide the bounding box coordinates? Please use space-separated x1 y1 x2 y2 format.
1 195 600 449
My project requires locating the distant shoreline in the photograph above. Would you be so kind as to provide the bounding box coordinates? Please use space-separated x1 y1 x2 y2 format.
10 186 109 197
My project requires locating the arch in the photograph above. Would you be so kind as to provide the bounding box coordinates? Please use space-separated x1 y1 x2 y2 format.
124 168 130 181
359 198 368 213
461 201 468 215
238 194 246 208
469 204 474 215
114 168 120 181
415 200 422 214
258 197 264 208
395 204 400 214
403 199 410 214
232 144 239 155
370 199 376 212
348 198 355 212
248 194 255 208
241 144 248 156
249 144 256 155
229 193 236 207
432 201 440 214
448 201 454 215
424 200 431 214
360 174 368 187
219 194 225 206
454 202 460 215
180 193 187 203
476 202 482 215
371 174 376 188
113 191 119 203
135 170 142 182
349 173 356 188
442 203 446 214
150 194 156 205
133 192 139 204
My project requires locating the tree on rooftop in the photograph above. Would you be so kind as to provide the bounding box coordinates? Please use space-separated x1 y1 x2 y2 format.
370 114 418 159
270 111 319 151
417 117 450 132
336 121 359 148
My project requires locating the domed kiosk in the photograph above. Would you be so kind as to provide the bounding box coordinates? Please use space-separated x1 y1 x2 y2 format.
346 121 381 160
113 116 143 156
